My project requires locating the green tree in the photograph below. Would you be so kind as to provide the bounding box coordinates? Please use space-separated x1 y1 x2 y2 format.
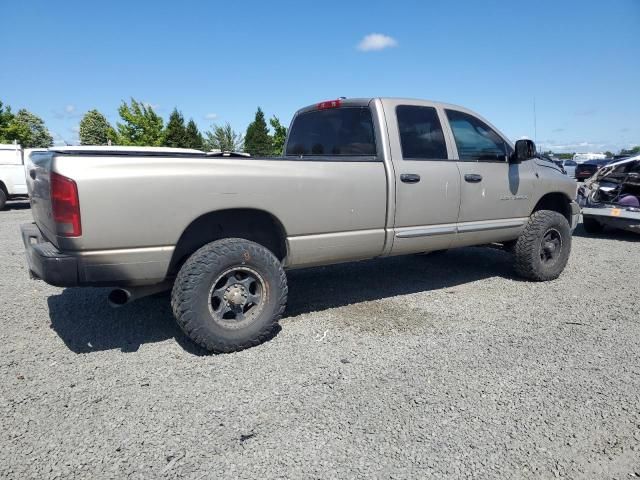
115 98 164 146
184 119 204 150
0 101 15 141
625 146 640 155
205 123 243 152
244 107 272 156
163 108 188 148
6 109 53 148
79 109 116 145
269 116 287 155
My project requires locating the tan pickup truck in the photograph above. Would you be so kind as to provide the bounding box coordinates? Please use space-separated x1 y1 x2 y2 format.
22 98 579 352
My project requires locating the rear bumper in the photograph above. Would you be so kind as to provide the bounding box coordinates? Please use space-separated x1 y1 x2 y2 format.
21 223 174 287
21 223 79 287
575 170 595 180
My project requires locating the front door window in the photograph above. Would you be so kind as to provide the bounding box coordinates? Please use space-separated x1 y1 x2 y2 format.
446 109 512 162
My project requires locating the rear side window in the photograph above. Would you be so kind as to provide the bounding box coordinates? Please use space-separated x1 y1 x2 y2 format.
396 106 448 160
446 109 512 162
285 107 376 158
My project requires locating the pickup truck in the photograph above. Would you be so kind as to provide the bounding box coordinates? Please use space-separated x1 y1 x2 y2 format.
22 98 580 352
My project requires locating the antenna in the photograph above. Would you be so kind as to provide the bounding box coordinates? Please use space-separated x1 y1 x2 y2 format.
533 97 537 146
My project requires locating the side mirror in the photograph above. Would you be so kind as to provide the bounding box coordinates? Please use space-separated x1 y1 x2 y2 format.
511 139 536 164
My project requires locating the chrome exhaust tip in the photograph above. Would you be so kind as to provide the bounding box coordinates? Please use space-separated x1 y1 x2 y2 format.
108 288 131 307
107 282 172 308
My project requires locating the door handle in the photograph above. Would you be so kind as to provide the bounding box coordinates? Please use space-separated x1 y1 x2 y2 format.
29 169 36 180
464 173 482 183
400 173 421 184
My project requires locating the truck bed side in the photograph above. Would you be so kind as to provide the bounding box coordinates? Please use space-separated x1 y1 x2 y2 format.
31 152 388 284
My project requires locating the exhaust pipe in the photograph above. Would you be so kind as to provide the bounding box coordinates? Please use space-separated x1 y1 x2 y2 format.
108 282 172 307
108 288 131 307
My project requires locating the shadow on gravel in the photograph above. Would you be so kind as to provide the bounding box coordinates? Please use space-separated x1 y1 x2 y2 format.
47 246 513 354
572 223 640 242
47 289 209 355
284 246 515 317
1 200 30 211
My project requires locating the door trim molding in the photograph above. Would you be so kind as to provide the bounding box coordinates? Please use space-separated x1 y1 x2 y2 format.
395 217 527 238
457 217 527 233
395 224 457 238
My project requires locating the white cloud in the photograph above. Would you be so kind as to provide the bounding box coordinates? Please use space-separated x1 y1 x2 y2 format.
357 33 398 52
51 131 66 146
52 104 80 119
205 113 218 120
143 101 160 110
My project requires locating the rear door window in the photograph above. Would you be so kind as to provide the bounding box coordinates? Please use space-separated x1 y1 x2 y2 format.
396 105 448 160
285 107 377 158
446 109 511 162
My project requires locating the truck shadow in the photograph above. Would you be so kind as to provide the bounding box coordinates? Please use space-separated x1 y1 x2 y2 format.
47 246 516 355
2 200 30 211
284 246 515 317
572 223 640 242
47 289 208 355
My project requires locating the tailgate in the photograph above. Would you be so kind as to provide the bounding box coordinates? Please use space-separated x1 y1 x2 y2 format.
28 151 58 244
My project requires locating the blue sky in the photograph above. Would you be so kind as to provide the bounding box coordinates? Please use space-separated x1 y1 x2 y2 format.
1 0 638 152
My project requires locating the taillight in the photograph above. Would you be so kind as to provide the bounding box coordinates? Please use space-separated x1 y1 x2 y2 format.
50 172 82 237
317 99 342 110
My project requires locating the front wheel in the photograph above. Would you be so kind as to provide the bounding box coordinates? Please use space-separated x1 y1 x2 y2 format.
0 189 6 210
513 210 571 281
171 238 288 353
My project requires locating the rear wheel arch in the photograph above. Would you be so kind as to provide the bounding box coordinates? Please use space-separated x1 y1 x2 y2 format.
531 192 572 223
168 208 288 276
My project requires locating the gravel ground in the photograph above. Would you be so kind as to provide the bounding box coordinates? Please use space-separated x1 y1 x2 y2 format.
1 200 639 479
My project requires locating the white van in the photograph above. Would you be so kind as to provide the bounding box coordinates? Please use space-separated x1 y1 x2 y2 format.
0 143 28 209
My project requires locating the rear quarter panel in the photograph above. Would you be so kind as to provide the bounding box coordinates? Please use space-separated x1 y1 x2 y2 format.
53 154 388 267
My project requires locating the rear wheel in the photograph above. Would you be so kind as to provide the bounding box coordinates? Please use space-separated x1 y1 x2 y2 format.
582 216 604 234
513 210 571 281
171 238 288 353
0 189 6 210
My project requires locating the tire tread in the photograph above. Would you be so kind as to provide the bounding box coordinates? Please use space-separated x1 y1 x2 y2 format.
513 210 571 281
171 238 287 353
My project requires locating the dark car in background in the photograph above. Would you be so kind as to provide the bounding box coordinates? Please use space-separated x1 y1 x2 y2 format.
575 159 612 181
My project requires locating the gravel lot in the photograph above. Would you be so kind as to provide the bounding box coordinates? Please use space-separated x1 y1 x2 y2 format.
1 200 639 479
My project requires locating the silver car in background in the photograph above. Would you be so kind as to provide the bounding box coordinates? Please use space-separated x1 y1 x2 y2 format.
562 159 577 179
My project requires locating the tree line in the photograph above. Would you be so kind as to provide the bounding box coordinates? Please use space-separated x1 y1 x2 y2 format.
3 97 639 158
0 101 54 148
80 98 287 155
0 97 287 155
